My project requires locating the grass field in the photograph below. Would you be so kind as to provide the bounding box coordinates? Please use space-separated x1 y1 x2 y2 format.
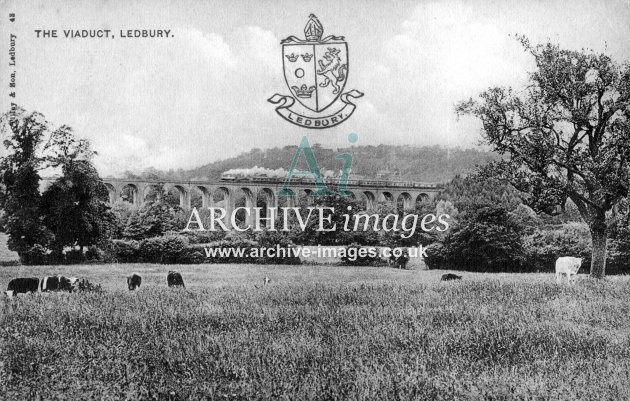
1 264 630 400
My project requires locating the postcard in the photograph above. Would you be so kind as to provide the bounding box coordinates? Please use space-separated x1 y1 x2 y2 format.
1 1 630 399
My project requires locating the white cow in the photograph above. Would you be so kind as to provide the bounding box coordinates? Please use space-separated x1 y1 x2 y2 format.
555 256 582 284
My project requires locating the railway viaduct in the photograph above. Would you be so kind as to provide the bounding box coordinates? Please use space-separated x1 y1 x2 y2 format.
42 177 443 226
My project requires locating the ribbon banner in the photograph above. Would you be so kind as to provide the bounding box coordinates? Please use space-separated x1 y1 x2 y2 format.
268 90 364 129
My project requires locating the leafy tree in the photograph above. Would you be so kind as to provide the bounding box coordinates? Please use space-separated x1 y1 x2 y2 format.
433 174 522 212
122 184 183 240
40 160 115 256
522 222 591 272
457 38 630 278
122 211 147 240
607 200 630 274
0 106 113 262
0 106 52 259
41 124 93 166
110 201 135 239
430 205 526 272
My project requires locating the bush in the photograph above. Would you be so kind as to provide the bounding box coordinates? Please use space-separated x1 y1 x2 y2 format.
424 243 446 270
161 235 189 263
522 223 591 272
184 249 206 264
112 239 140 263
138 235 189 263
65 249 86 264
179 230 226 244
256 231 301 265
85 246 104 262
428 205 526 272
20 244 49 265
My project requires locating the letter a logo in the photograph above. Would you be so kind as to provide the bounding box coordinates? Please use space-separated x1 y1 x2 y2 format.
277 136 335 196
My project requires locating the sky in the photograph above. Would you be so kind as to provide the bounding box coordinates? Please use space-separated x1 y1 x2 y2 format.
1 0 629 176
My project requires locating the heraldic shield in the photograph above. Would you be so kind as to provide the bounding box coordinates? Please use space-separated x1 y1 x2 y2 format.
268 14 363 129
283 41 348 112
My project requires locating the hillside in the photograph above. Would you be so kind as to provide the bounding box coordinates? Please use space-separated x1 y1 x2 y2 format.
153 145 497 183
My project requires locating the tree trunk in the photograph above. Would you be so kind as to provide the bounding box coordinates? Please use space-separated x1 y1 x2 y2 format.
590 219 608 279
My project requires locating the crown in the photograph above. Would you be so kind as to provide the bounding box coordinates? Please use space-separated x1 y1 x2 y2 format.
304 14 323 42
301 53 313 62
285 53 298 62
291 84 316 98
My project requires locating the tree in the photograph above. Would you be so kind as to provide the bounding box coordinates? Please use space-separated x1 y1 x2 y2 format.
122 184 183 240
432 174 522 212
110 200 135 239
40 160 115 256
428 205 526 272
1 106 112 262
457 38 630 278
607 199 630 274
0 106 52 259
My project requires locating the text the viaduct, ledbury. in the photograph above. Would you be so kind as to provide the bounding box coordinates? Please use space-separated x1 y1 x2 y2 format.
41 178 442 216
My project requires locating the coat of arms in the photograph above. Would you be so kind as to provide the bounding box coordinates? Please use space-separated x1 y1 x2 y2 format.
268 15 363 129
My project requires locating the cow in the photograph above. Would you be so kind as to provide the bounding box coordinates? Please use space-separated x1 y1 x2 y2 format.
395 250 410 269
6 277 40 295
167 271 185 288
387 254 397 266
441 273 462 281
40 275 79 293
555 256 582 284
127 273 142 290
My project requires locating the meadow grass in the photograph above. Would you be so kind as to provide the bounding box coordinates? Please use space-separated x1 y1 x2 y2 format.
1 264 630 400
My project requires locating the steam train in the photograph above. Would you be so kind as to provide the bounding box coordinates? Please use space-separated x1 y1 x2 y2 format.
219 170 438 189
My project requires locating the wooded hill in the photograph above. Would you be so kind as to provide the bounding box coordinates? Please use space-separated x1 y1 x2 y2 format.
133 145 497 183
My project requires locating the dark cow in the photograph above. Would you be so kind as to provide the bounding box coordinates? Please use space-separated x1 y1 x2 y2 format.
387 254 397 266
395 250 410 269
7 277 40 294
441 273 462 281
127 273 142 290
167 271 185 288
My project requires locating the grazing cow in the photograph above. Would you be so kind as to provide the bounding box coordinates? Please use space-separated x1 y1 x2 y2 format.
395 250 410 269
387 254 397 266
555 256 582 284
167 271 185 288
39 275 78 292
441 273 462 281
39 274 79 292
7 277 40 294
127 273 142 290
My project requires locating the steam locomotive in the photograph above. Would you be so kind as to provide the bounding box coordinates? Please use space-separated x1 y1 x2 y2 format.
219 168 438 189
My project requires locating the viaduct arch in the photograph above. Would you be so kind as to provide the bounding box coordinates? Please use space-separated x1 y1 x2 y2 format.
42 177 442 214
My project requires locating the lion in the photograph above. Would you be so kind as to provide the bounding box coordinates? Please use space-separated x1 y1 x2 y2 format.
317 47 347 94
